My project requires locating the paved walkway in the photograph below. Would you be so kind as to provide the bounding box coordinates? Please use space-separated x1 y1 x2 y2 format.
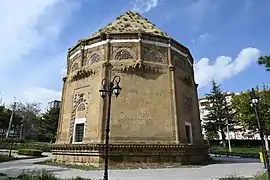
0 154 266 180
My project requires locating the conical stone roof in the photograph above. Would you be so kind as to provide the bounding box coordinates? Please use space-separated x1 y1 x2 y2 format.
91 10 169 37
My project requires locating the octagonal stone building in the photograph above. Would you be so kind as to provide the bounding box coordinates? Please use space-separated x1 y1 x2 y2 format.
51 11 208 167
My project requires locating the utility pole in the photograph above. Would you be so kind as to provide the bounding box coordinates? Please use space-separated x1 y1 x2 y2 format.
6 98 16 138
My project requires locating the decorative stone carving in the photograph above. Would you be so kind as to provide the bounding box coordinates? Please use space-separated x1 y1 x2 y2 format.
183 95 193 112
69 93 86 137
112 61 163 75
115 49 133 60
88 53 100 64
71 63 79 72
143 47 166 63
173 56 185 69
149 50 163 63
70 69 97 82
77 103 86 111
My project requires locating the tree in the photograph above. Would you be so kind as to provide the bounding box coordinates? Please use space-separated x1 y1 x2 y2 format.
0 105 11 138
15 102 41 139
232 85 270 133
258 56 270 71
38 107 60 143
203 81 236 147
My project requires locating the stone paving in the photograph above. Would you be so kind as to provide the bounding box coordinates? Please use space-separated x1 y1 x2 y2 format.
0 153 266 180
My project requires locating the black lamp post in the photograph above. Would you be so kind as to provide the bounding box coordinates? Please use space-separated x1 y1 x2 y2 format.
99 75 122 180
250 88 270 179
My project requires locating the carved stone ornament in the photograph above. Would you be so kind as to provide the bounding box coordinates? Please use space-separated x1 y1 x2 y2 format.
69 93 87 137
149 50 163 63
89 53 100 64
70 69 96 82
143 47 166 63
71 63 79 72
112 61 162 74
115 49 133 60
184 76 193 86
183 95 193 112
173 56 184 69
77 102 86 111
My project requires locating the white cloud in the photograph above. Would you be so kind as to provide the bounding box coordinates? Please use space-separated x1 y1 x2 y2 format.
194 47 260 88
192 33 212 44
0 0 81 109
22 87 61 111
132 0 160 14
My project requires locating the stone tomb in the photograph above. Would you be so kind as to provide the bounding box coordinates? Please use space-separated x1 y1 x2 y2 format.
51 10 208 167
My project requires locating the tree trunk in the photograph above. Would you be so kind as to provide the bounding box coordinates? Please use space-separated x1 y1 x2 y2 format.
220 130 227 148
20 124 24 139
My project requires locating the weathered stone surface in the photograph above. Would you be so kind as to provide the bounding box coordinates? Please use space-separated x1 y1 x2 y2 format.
53 11 207 167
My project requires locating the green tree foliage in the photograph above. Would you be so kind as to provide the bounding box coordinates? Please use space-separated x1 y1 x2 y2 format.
15 102 41 138
258 56 270 71
38 107 60 143
0 104 22 138
232 85 270 133
203 81 236 146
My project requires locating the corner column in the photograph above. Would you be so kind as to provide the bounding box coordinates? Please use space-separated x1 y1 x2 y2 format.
56 76 67 143
98 34 111 143
168 39 179 144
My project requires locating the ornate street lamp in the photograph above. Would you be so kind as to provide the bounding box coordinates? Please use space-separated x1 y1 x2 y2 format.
99 75 122 180
250 88 270 179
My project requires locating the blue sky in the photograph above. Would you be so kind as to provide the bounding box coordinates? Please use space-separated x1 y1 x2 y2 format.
0 0 269 110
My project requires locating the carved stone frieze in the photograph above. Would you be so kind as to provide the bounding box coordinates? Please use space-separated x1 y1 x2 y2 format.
182 95 193 112
115 49 133 60
71 63 79 72
143 47 167 63
88 53 101 64
70 69 97 82
111 61 163 75
177 75 193 87
173 55 185 70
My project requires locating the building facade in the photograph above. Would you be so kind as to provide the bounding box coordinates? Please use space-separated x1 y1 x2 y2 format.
48 100 61 110
51 11 208 167
199 92 263 140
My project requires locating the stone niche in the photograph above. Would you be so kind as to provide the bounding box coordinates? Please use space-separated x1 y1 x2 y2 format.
52 24 209 167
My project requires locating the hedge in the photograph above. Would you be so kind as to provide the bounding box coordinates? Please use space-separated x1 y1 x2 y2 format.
0 142 51 152
18 149 43 156
207 140 263 147
210 150 260 158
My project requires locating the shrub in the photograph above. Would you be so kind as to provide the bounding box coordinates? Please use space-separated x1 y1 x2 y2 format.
18 149 43 156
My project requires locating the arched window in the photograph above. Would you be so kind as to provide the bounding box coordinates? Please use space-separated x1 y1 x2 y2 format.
77 103 86 111
115 49 133 60
71 63 79 72
89 53 100 64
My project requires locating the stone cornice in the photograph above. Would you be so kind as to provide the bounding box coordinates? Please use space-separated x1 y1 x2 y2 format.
68 32 191 63
50 143 206 151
